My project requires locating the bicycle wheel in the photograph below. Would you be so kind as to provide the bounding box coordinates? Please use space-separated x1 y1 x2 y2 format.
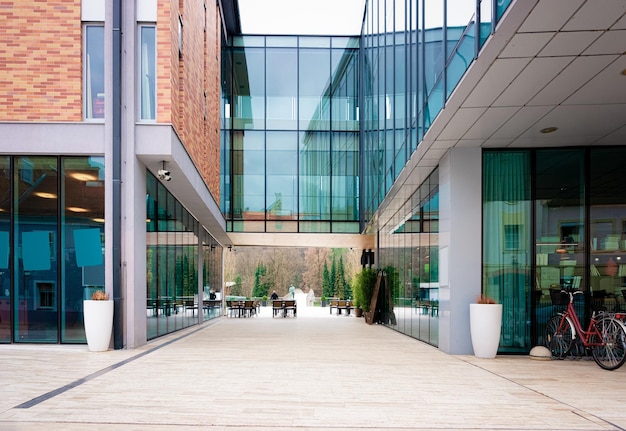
591 317 626 371
545 314 573 358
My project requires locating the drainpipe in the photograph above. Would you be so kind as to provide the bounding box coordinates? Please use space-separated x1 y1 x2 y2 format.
112 0 123 349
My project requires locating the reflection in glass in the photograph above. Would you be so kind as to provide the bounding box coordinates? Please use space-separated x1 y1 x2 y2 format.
146 171 222 339
85 25 104 120
14 157 59 342
62 157 105 342
0 157 10 342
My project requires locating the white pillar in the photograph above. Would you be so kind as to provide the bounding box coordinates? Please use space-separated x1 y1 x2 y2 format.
438 147 482 354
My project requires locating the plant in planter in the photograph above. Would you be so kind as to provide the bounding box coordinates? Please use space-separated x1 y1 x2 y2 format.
320 296 327 307
83 289 113 352
352 267 377 320
261 295 268 307
469 294 502 358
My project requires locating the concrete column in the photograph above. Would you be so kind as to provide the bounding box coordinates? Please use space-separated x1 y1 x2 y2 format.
437 147 482 355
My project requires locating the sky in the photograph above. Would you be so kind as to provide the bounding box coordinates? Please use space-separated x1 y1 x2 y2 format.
238 0 367 36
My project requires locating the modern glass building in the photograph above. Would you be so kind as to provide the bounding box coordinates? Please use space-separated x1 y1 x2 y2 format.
1 0 625 356
220 0 626 355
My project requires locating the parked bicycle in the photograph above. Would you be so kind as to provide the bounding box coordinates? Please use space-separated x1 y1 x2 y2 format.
544 288 626 370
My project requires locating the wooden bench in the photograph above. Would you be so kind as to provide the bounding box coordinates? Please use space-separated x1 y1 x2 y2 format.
329 300 339 315
272 300 297 318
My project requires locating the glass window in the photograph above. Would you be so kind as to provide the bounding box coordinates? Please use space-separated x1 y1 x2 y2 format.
232 131 265 219
0 157 10 343
589 148 626 313
267 48 297 130
140 25 156 121
331 132 358 221
331 49 359 131
300 48 330 131
483 151 531 352
61 157 105 343
232 47 265 130
299 131 330 220
84 25 105 120
266 132 297 219
14 157 59 342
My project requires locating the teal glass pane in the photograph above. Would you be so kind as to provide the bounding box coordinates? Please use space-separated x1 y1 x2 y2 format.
232 47 265 130
483 151 531 352
445 0 476 62
0 157 8 342
62 157 105 343
331 132 359 221
299 131 330 220
424 78 444 133
232 131 264 219
14 157 59 343
446 25 475 99
331 49 359 131
496 0 514 23
299 48 331 131
267 48 297 130
299 221 330 233
300 36 330 48
267 131 297 219
480 0 492 49
331 222 359 233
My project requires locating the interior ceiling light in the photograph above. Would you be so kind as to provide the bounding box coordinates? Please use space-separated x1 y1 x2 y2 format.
67 206 89 213
540 127 558 134
70 172 98 182
34 192 57 199
92 217 105 223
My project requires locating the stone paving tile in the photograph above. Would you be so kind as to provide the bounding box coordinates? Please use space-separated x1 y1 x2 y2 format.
0 306 624 430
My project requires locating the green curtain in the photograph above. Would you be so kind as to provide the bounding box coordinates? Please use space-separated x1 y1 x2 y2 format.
483 151 531 352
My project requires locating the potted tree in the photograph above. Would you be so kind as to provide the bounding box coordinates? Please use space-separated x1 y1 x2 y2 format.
83 289 113 352
469 294 502 358
352 268 377 320
320 296 327 307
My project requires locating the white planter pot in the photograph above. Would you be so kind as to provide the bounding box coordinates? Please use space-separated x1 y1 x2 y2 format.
469 303 502 359
83 300 113 352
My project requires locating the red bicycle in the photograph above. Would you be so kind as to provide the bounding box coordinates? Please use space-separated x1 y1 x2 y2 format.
544 289 626 370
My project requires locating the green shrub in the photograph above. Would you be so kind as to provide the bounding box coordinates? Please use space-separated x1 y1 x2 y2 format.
352 268 377 312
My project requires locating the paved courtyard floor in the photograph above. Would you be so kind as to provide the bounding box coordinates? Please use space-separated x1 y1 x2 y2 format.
0 305 624 430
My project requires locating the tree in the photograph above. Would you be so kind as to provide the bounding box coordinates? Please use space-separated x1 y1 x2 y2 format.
252 264 270 298
322 262 332 298
330 257 337 297
302 248 329 296
335 256 350 299
231 275 243 297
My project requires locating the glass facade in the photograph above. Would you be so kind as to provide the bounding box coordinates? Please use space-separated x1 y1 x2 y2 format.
221 36 360 234
379 168 439 346
483 148 626 353
361 0 512 223
146 172 222 340
0 156 105 344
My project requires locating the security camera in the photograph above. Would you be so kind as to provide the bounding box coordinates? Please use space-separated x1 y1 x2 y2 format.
157 169 171 181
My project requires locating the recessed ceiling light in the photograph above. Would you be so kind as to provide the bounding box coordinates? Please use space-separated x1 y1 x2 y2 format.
540 127 558 134
34 192 57 199
70 172 98 182
67 206 89 213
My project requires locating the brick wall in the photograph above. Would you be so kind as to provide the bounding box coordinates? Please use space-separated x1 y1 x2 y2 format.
158 0 221 204
0 0 82 122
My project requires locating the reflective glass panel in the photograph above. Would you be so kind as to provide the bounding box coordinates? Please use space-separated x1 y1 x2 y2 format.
14 157 59 342
61 157 105 343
